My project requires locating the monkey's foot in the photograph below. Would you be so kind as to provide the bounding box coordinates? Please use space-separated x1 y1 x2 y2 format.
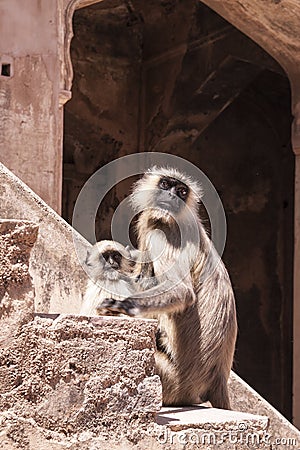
98 298 138 317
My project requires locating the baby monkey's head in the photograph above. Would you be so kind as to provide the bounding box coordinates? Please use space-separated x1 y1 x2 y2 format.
86 240 134 281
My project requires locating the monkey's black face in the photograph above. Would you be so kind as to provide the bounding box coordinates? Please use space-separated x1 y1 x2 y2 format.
155 177 189 214
102 250 122 270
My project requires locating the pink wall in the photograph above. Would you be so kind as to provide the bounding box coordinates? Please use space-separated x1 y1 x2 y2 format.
0 0 63 212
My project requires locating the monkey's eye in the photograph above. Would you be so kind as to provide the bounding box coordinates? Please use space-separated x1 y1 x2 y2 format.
102 252 109 262
113 252 122 263
177 187 188 199
159 179 170 190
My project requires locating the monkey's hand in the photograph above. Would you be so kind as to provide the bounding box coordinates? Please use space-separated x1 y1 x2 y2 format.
97 298 138 317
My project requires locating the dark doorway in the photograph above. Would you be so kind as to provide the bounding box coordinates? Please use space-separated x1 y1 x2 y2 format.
63 0 294 419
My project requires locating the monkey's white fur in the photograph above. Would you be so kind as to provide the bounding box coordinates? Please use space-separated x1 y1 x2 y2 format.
80 240 136 316
100 167 237 409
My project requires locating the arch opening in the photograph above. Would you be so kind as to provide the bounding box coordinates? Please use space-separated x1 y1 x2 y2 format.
63 0 294 419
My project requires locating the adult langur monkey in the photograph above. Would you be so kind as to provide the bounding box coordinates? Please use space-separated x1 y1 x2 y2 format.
100 167 237 409
80 240 136 316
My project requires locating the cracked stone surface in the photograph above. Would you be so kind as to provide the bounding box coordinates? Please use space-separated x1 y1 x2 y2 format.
0 315 161 433
0 219 38 347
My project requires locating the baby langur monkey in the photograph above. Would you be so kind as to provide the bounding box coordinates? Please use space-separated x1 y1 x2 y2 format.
80 240 136 316
99 167 237 409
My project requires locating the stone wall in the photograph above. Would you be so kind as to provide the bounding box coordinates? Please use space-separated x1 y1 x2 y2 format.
0 0 64 213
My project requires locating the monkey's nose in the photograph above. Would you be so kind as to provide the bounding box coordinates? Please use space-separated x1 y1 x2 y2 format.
169 187 177 197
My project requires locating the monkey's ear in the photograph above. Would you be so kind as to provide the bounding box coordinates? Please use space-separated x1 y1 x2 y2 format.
85 249 92 266
124 245 136 266
147 165 158 174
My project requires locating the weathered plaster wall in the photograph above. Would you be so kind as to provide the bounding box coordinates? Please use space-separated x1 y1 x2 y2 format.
199 0 300 83
0 0 63 213
63 0 294 420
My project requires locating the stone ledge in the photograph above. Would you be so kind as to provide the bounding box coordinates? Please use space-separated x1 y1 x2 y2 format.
0 407 272 450
157 406 268 432
0 163 90 315
229 372 300 449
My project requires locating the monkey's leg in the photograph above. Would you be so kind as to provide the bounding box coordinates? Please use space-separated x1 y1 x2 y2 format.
155 352 202 406
207 376 231 410
155 351 181 406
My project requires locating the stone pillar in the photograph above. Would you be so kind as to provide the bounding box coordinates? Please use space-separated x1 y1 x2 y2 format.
292 107 300 429
294 154 300 429
0 220 38 346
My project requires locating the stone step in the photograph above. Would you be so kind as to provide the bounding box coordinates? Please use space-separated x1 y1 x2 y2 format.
156 405 270 448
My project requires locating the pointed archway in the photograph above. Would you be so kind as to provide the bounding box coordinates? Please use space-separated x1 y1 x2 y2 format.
62 0 296 423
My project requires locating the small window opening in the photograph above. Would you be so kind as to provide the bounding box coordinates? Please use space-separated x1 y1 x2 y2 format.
1 64 11 77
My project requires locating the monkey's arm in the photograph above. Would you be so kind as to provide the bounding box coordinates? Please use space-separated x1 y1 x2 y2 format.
133 247 157 290
99 274 195 316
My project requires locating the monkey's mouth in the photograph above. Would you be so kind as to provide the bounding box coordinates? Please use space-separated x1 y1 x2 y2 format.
157 201 180 213
157 201 172 210
105 264 120 271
